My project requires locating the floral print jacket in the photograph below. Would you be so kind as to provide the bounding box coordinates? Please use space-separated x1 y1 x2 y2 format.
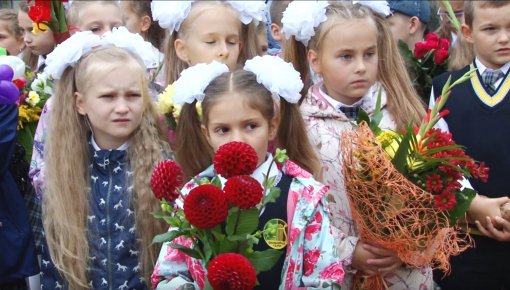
300 83 433 290
152 157 345 289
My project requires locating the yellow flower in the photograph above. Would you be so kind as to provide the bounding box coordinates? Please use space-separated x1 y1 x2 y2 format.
18 105 41 129
156 84 175 114
376 130 399 148
26 91 41 107
32 22 50 35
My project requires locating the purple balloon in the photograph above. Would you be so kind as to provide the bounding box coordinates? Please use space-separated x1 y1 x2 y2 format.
0 80 19 105
0 64 14 81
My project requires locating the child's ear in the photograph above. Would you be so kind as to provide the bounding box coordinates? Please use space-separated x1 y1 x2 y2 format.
140 15 152 33
308 49 321 74
268 115 279 141
174 38 189 63
75 92 87 115
409 16 420 35
270 23 282 41
461 24 474 44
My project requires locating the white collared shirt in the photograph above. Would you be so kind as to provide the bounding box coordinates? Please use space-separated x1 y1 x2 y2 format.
319 85 365 112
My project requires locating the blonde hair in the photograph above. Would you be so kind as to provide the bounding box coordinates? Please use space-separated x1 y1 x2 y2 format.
175 70 322 179
67 1 121 27
0 9 23 41
162 1 261 86
44 46 169 289
284 2 425 129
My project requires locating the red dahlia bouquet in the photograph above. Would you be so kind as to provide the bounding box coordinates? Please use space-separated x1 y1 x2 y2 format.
151 141 289 289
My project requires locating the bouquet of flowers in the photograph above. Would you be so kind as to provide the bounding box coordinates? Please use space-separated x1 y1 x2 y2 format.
156 83 202 144
17 71 53 162
399 32 450 103
151 141 288 289
342 69 486 289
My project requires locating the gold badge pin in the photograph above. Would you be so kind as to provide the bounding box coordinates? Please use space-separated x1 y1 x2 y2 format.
263 218 288 250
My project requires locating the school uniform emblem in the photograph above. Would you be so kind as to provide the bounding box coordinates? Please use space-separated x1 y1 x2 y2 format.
263 218 288 249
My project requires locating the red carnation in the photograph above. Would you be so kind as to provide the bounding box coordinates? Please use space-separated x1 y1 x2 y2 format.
207 253 256 290
434 49 449 64
224 176 263 209
434 190 457 211
213 142 258 178
183 184 228 229
414 41 429 59
151 160 183 202
438 38 450 51
12 78 26 89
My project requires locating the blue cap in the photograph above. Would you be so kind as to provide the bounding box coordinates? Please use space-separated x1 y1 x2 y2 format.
388 1 430 24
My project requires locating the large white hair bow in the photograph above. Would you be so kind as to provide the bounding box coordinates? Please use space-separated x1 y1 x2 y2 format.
353 1 391 16
44 27 161 80
244 55 303 104
172 61 229 105
281 1 330 46
151 0 266 31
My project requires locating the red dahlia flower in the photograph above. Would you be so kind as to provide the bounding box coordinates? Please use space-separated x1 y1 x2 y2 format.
213 142 258 178
434 190 457 211
183 184 228 229
207 253 257 290
224 175 263 209
151 160 183 202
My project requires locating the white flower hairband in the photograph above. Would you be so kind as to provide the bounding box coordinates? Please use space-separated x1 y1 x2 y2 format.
281 0 390 46
172 55 303 106
151 1 266 32
44 27 159 80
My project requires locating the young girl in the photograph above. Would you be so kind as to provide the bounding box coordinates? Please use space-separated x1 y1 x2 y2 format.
41 41 170 289
151 1 265 176
66 1 123 36
0 9 24 56
29 1 126 199
152 56 345 289
121 0 166 51
283 2 430 289
152 1 265 86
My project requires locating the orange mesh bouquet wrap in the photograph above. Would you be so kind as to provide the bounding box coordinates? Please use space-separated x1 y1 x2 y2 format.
341 69 488 289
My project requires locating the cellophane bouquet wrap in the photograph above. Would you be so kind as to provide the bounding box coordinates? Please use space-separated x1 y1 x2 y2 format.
342 69 489 289
151 141 288 290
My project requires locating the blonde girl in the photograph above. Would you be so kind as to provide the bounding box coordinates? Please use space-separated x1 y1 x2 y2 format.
153 56 342 290
41 33 170 289
151 1 265 86
151 1 265 176
283 2 430 289
0 9 24 56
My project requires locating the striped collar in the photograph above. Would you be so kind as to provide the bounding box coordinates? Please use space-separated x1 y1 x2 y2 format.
471 61 510 107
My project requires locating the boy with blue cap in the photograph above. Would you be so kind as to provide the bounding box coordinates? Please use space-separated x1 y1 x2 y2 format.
387 0 430 50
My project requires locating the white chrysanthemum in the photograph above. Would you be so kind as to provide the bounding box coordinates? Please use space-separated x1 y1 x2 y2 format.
102 27 160 69
226 1 266 24
353 0 391 16
173 61 229 105
281 1 329 46
44 31 102 79
244 55 303 104
151 1 193 32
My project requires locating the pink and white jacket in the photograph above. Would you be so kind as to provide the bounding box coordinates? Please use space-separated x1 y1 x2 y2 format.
300 83 433 290
152 156 346 289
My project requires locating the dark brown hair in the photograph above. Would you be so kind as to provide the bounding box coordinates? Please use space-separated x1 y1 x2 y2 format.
175 70 322 179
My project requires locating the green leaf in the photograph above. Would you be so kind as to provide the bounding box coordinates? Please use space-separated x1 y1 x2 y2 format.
225 207 240 236
398 39 413 60
210 176 222 188
448 188 476 225
163 216 181 227
168 243 202 259
264 175 277 189
236 208 260 235
274 148 289 163
152 230 183 244
218 238 238 253
392 130 412 173
263 187 281 205
226 234 249 242
356 109 370 126
151 211 165 219
248 249 284 273
203 279 213 290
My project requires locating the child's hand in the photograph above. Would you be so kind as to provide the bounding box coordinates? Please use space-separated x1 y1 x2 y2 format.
467 195 509 227
475 216 510 241
352 241 403 275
